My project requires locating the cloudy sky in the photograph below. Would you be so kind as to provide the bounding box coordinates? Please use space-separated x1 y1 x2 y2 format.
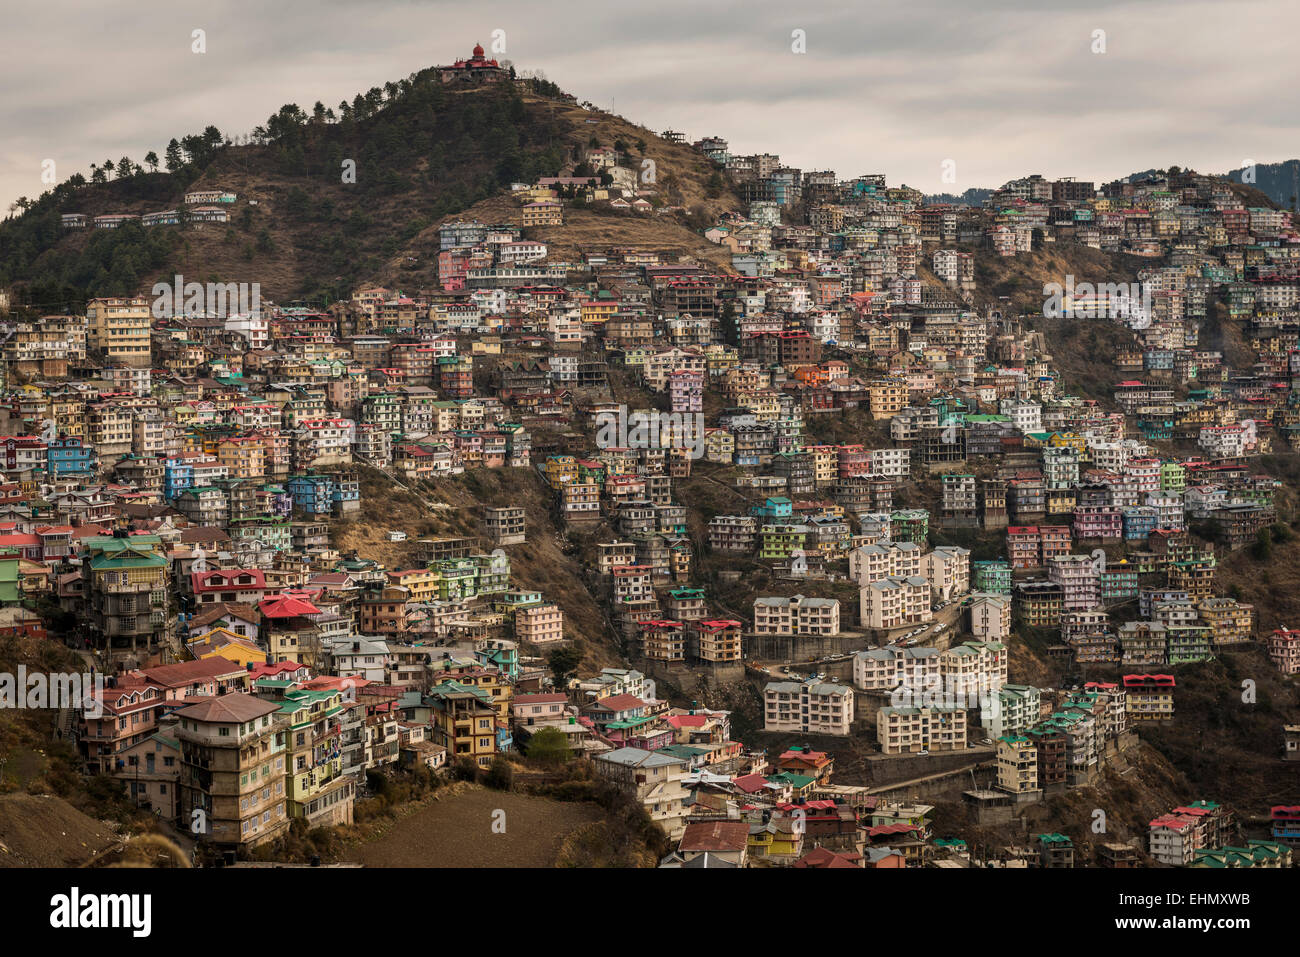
3 0 1297 211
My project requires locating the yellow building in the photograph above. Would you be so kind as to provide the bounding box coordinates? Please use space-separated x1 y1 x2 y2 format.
217 436 266 480
427 679 499 769
187 627 265 669
580 299 619 325
1047 431 1086 453
521 201 563 228
431 665 513 722
86 297 152 367
277 687 354 827
386 567 442 603
543 455 578 489
868 378 909 420
747 817 804 865
1196 597 1254 645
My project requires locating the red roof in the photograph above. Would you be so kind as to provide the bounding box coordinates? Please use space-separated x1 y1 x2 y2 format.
259 595 321 618
667 714 709 728
1123 674 1175 688
731 773 772 794
589 693 644 712
868 823 921 838
794 846 862 868
248 661 304 680
139 657 246 688
679 820 749 853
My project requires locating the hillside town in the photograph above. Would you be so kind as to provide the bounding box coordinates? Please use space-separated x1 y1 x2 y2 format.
0 42 1298 877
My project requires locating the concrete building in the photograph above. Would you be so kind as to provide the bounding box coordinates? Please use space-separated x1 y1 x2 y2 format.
877 705 967 754
175 694 290 853
764 679 855 735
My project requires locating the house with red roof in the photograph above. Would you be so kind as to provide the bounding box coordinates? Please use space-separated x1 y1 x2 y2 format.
79 679 164 773
248 660 311 684
259 595 325 668
438 42 509 85
137 656 250 701
777 746 834 781
581 693 648 729
794 846 864 868
731 772 790 802
190 568 267 606
677 820 750 867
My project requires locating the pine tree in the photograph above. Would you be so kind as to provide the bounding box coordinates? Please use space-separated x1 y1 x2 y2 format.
719 299 739 346
165 139 184 172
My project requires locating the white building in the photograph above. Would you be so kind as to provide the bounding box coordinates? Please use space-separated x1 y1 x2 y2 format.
763 679 855 736
752 595 840 636
859 576 932 630
922 545 970 601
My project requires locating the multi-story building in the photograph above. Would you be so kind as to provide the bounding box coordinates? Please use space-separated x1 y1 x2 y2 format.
860 575 932 630
1269 626 1300 675
595 747 691 841
764 679 855 735
515 603 564 644
849 541 923 583
271 687 354 828
482 506 526 546
175 694 289 853
1015 580 1064 628
86 297 152 366
972 560 1012 594
853 645 941 693
877 705 967 754
1048 554 1100 611
996 735 1039 793
1123 674 1176 721
83 534 169 657
426 679 500 770
707 515 758 553
968 593 1012 641
987 684 1043 739
922 545 970 601
752 595 840 636
693 619 743 662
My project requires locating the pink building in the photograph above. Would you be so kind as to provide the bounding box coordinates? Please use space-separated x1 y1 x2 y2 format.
516 603 564 644
1073 505 1123 541
1270 627 1300 675
668 369 704 413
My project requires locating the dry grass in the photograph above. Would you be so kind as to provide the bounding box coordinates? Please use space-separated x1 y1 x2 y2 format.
353 784 601 867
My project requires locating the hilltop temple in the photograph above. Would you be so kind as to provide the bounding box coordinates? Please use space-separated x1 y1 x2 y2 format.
438 43 510 85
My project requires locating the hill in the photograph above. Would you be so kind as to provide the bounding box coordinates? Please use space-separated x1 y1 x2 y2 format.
1224 159 1300 210
329 465 626 673
0 75 739 309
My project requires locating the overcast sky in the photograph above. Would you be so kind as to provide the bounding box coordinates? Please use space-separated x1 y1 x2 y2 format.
3 0 1297 212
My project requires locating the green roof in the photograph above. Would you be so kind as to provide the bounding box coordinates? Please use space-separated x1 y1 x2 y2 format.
765 772 814 788
89 551 167 571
